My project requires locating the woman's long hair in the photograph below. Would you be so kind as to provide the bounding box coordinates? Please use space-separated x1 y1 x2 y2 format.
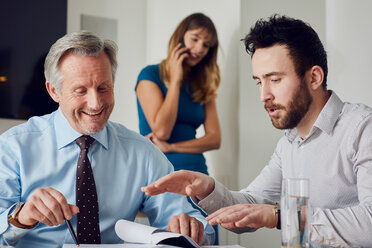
159 13 220 104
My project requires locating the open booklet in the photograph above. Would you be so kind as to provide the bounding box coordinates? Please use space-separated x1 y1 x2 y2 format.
115 219 200 248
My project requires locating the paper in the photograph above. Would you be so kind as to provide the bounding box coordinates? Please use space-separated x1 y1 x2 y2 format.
115 220 199 248
63 219 245 248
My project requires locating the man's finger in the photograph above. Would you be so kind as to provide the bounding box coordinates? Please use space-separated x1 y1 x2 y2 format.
207 207 248 225
49 189 72 220
220 222 237 229
30 206 54 226
41 192 65 225
179 214 190 238
32 196 59 226
206 205 237 221
69 204 80 217
167 216 180 234
189 218 200 244
197 221 204 245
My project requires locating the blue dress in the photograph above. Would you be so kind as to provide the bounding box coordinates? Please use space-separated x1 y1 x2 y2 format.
136 64 208 175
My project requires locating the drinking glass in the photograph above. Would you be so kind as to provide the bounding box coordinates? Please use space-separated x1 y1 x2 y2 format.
281 178 310 248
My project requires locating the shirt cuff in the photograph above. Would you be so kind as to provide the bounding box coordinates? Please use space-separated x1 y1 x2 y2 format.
202 223 215 245
192 180 227 214
0 203 34 243
310 207 347 247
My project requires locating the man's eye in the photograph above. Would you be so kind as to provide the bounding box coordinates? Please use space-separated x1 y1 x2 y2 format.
99 85 112 92
75 89 86 94
256 81 262 86
98 87 107 92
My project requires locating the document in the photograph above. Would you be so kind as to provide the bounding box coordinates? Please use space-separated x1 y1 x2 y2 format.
115 219 199 248
63 219 245 248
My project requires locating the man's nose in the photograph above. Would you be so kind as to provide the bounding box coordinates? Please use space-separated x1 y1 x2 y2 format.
86 90 101 110
260 82 274 103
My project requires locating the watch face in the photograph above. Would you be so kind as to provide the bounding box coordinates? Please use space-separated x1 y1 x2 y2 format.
11 202 24 218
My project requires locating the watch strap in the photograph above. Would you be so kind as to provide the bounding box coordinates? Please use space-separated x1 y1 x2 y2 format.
8 203 37 229
275 203 281 230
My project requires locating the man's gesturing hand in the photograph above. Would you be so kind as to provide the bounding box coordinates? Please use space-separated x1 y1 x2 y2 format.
141 170 215 200
206 204 277 229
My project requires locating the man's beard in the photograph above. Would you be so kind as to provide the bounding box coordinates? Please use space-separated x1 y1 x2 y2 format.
265 78 313 130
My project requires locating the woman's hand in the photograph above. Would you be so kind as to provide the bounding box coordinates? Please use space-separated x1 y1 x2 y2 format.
146 132 172 153
168 43 189 87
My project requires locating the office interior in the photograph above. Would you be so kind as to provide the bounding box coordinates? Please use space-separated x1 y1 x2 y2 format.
1 0 372 247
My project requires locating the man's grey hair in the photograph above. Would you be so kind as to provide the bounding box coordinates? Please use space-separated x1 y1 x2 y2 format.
44 31 118 93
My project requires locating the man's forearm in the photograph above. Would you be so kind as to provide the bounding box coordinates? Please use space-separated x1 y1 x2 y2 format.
311 204 372 247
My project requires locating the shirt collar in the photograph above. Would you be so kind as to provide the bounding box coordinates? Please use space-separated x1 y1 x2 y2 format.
285 91 344 142
54 108 109 150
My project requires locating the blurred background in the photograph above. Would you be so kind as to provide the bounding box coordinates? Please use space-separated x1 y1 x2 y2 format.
1 0 372 246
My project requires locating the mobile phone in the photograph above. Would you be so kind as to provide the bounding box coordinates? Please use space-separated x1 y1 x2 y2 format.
180 38 186 49
180 38 188 55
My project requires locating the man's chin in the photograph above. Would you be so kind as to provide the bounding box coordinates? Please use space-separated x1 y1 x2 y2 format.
80 124 105 135
270 117 287 130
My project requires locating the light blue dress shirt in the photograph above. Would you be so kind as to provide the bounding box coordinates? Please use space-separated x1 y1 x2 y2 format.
0 108 213 247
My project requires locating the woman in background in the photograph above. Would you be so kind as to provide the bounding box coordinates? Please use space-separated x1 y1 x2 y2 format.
135 12 221 243
136 12 221 174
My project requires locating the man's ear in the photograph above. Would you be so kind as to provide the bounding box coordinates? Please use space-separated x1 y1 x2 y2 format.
45 81 61 103
309 65 324 90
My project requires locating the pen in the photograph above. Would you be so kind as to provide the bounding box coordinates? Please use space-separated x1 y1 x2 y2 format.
66 219 80 247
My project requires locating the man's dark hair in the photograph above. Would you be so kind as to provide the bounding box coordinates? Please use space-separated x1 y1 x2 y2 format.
243 14 328 89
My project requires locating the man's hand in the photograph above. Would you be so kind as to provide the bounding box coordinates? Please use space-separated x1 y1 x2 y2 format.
141 170 215 200
167 213 204 245
206 204 277 229
17 187 79 226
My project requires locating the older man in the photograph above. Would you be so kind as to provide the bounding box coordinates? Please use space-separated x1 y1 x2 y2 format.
0 31 213 247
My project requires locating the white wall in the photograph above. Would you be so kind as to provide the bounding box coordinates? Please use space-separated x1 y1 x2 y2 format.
238 1 325 247
326 0 372 106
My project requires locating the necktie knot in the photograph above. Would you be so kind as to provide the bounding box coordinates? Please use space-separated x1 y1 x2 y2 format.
76 135 95 150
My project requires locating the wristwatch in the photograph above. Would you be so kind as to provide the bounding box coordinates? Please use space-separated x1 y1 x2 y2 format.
274 202 281 230
8 202 37 229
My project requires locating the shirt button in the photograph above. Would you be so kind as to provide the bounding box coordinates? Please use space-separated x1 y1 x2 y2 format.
10 231 16 236
209 200 214 205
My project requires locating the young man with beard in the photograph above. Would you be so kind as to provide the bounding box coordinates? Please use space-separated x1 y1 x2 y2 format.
141 15 372 247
